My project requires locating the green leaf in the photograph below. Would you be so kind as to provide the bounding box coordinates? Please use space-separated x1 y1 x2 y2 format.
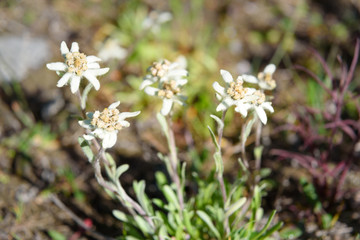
207 126 220 151
321 213 333 229
213 151 223 174
81 83 93 110
47 230 66 240
243 117 256 142
104 153 116 178
197 210 221 239
153 198 165 208
237 158 248 173
134 215 154 235
254 210 277 239
225 197 246 218
155 171 168 186
253 185 261 209
125 236 142 240
105 152 116 166
256 208 264 221
279 226 302 239
113 210 130 223
78 137 94 162
300 178 321 212
260 168 272 178
183 210 197 238
163 185 180 210
115 164 130 180
208 125 224 173
254 146 263 162
133 180 153 215
258 221 283 240
210 114 224 130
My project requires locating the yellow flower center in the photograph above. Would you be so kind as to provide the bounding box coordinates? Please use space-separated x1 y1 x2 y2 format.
150 60 171 78
227 79 248 100
258 72 276 89
158 80 180 99
66 52 88 76
252 90 266 105
91 108 123 131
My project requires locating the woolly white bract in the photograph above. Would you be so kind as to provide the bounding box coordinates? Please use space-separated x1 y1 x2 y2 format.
243 64 277 90
79 101 140 149
141 58 188 116
47 41 109 93
213 69 275 125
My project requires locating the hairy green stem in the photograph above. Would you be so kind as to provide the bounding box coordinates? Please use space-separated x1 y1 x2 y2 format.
76 90 154 228
166 116 184 213
254 118 262 184
217 110 230 236
241 122 250 169
94 148 155 228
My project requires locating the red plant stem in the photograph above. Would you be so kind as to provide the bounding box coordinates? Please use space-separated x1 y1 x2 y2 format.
294 65 334 97
330 39 360 151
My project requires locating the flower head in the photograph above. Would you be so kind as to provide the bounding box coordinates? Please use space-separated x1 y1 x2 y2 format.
142 11 172 33
140 58 188 90
97 38 127 61
243 64 276 90
213 69 274 125
141 58 188 115
79 101 140 149
144 78 187 115
47 41 109 93
213 69 257 112
235 90 274 124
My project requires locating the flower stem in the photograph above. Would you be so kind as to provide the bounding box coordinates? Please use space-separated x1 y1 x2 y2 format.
166 116 184 214
254 118 262 184
76 90 87 118
94 148 155 228
75 90 154 229
217 110 230 236
241 122 250 169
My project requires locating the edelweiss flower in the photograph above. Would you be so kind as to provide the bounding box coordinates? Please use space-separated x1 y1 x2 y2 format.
97 38 127 61
47 41 109 93
213 69 257 112
141 58 188 116
235 90 274 125
144 78 187 115
243 64 276 90
79 101 140 149
142 11 172 33
140 58 188 90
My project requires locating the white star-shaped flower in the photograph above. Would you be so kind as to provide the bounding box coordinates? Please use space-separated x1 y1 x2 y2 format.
78 101 140 149
97 38 127 61
243 64 276 90
142 11 172 33
140 58 188 90
141 58 188 116
47 41 109 93
144 78 187 115
213 69 257 112
235 90 274 125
